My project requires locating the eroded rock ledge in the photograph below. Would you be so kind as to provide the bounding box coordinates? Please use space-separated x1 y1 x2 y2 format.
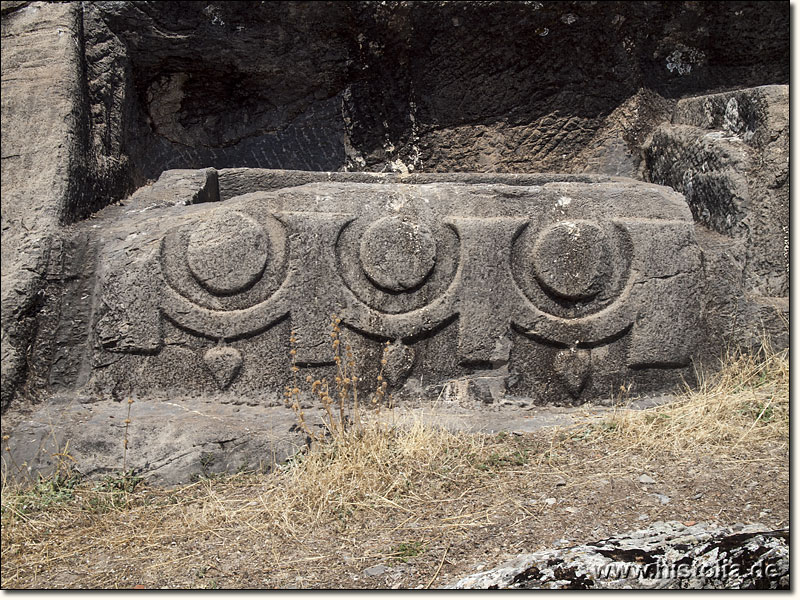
448 522 789 589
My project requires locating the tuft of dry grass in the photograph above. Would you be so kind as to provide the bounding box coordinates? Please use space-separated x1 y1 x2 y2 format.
258 417 517 536
589 344 789 455
0 416 553 588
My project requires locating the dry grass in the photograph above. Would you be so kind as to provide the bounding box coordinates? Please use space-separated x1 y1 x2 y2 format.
591 344 789 454
0 422 551 588
0 344 788 589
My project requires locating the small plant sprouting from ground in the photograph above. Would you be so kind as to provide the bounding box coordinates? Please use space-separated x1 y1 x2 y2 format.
86 469 144 513
1 442 81 517
78 396 143 511
2 471 81 517
284 315 392 443
122 397 134 473
97 470 143 494
391 540 426 562
2 435 23 481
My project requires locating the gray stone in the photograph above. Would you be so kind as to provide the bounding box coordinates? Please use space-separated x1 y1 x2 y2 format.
0 394 687 487
383 341 415 387
643 86 789 357
26 173 704 408
203 347 243 391
0 395 305 486
61 2 789 183
360 216 437 292
187 211 266 295
364 564 389 577
1 1 134 410
639 474 657 485
0 2 789 485
447 522 789 589
645 86 788 297
130 168 220 209
1 2 84 410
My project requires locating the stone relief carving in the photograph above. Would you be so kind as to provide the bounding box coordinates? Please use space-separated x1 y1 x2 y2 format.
91 177 701 405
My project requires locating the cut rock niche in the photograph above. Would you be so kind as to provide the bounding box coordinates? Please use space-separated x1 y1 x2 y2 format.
0 1 788 486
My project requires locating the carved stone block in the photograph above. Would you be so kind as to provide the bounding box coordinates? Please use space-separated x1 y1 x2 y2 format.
75 172 703 405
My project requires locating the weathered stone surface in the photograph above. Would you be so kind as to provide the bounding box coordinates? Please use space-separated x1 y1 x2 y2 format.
0 395 304 486
28 172 703 407
448 522 789 589
643 85 789 357
0 2 789 488
1 1 134 409
644 85 788 297
72 1 789 183
0 393 675 486
128 167 220 208
1 2 83 409
1 2 789 411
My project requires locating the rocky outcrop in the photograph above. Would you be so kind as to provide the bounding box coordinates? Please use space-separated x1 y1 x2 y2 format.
2 2 83 409
0 395 305 486
644 85 789 356
646 85 788 297
448 522 789 589
1 1 790 410
1 1 132 409
73 1 787 182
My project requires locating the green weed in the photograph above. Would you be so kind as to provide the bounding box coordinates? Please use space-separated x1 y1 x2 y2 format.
391 540 425 562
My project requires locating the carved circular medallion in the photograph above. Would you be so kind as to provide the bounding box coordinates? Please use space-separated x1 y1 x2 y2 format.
531 221 611 301
187 211 269 295
359 216 437 292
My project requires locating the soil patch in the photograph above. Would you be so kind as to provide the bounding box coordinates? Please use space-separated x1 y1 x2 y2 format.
1 349 788 589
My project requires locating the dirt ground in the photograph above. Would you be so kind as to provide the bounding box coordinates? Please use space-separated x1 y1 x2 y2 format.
1 350 789 589
1 428 788 589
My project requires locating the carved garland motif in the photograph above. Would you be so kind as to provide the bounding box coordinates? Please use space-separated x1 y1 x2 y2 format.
130 199 698 395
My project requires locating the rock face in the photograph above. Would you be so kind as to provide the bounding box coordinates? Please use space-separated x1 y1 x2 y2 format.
448 522 789 589
0 395 305 486
643 86 789 357
2 2 83 409
0 1 789 481
29 171 703 406
647 86 789 298
75 1 788 181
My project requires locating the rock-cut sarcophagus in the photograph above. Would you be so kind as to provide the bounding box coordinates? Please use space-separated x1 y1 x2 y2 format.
51 171 702 407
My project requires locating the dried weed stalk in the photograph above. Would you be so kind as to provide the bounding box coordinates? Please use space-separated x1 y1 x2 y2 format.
284 315 392 443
